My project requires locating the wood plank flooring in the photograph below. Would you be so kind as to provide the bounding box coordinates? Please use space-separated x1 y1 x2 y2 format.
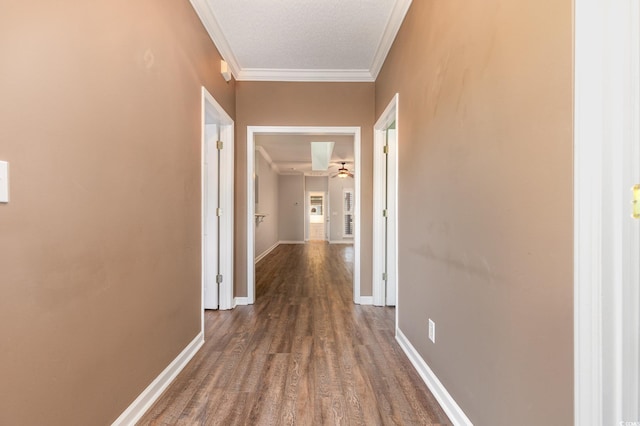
139 243 450 425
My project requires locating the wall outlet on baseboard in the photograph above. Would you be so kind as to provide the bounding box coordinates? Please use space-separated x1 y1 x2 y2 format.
428 318 436 343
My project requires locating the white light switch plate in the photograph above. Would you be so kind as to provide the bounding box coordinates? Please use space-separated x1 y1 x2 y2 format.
0 161 9 203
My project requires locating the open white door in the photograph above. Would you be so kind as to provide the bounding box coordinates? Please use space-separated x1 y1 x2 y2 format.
201 88 234 312
384 126 397 306
203 124 220 309
373 95 399 307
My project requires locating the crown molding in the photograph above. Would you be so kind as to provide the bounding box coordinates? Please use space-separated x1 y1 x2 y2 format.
189 0 241 78
190 0 411 82
255 146 279 173
237 68 375 82
369 0 412 79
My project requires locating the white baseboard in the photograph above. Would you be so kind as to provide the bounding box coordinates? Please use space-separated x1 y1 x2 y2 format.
330 240 354 244
234 297 251 306
357 296 374 305
112 332 204 426
255 241 280 264
278 240 305 244
395 328 473 426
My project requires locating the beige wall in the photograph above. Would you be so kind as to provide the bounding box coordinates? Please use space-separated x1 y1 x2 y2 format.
255 150 279 257
1 1 575 423
375 1 573 425
235 82 375 297
304 176 328 192
0 1 234 424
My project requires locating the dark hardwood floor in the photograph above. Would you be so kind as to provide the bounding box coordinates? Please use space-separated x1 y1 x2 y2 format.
138 243 450 425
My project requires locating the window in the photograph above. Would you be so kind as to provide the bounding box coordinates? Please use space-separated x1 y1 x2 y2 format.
343 189 354 237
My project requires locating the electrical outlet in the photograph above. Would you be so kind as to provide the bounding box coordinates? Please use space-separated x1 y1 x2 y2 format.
428 318 436 343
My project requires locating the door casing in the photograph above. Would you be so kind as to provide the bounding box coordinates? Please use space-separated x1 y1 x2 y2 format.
200 87 234 319
574 1 640 423
373 94 399 308
246 126 362 305
306 191 328 241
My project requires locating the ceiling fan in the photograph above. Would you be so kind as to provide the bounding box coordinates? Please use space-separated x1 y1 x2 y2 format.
331 162 354 178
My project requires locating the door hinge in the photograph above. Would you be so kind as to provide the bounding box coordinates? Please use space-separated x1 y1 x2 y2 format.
382 272 388 281
216 140 223 150
383 209 388 217
383 145 389 154
633 184 640 219
216 274 223 284
216 207 222 217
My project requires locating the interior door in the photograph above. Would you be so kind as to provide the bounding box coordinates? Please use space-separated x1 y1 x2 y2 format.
623 5 640 417
628 161 640 421
619 5 640 418
204 124 220 309
384 124 397 306
625 43 640 418
619 111 640 422
309 193 326 241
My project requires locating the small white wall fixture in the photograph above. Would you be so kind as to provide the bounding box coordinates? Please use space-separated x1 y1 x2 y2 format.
373 94 399 308
574 1 640 424
247 126 362 304
201 87 235 320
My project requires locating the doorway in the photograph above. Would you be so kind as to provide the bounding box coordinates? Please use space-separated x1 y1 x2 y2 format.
373 94 399 307
246 126 362 305
307 192 327 241
201 87 234 315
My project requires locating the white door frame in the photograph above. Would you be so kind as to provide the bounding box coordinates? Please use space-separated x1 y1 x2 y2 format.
373 94 399 308
574 1 640 424
247 126 362 305
325 190 331 241
200 87 234 322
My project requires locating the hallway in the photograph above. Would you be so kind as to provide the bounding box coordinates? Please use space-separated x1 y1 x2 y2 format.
140 243 450 425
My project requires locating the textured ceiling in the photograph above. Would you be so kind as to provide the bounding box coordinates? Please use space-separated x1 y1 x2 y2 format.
256 134 354 176
190 0 412 81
